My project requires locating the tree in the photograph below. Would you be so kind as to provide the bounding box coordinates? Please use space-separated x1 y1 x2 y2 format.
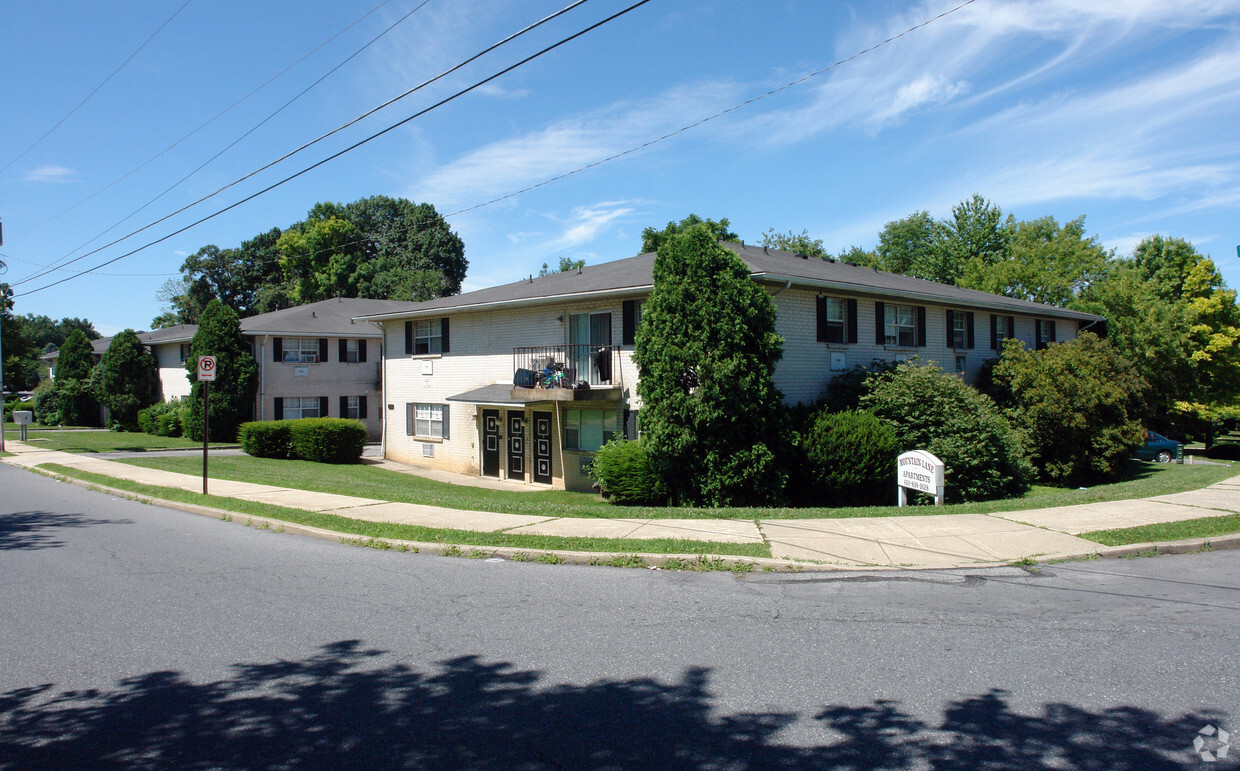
277 209 363 304
640 214 739 254
345 196 467 300
1178 258 1240 435
539 256 586 276
182 300 258 442
860 361 1029 502
991 333 1146 485
2 283 38 393
633 224 786 506
55 329 96 382
97 330 160 430
1133 234 1204 302
935 194 1011 286
760 228 829 260
960 215 1111 307
874 210 941 278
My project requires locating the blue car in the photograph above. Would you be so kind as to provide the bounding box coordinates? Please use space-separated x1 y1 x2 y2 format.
1135 431 1182 463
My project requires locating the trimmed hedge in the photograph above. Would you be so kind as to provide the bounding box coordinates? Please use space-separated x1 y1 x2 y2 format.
803 409 898 506
239 420 293 459
589 439 668 506
240 418 365 463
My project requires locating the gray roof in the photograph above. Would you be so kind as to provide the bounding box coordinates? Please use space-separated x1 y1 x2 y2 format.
239 297 412 337
446 384 546 406
139 325 197 345
355 242 1103 323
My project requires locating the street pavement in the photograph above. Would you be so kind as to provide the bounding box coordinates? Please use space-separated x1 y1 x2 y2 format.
3 439 1239 569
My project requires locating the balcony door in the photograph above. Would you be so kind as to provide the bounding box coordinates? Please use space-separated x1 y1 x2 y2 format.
569 312 612 385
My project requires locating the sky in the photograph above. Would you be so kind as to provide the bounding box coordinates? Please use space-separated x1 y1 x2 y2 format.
2 0 1238 336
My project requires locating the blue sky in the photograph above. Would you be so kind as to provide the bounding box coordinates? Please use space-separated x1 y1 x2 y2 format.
2 0 1238 336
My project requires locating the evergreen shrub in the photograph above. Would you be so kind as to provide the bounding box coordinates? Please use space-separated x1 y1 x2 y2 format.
239 420 293 459
803 410 898 506
589 439 668 506
288 418 365 463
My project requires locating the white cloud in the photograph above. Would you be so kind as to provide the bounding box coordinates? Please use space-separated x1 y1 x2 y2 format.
23 165 76 183
869 73 970 128
548 201 637 249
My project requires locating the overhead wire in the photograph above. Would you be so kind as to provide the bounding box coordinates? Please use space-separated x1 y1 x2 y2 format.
0 0 194 174
16 0 649 298
12 0 406 262
11 0 595 289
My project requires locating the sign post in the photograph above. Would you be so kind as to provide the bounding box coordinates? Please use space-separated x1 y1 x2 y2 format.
897 449 945 506
197 355 217 495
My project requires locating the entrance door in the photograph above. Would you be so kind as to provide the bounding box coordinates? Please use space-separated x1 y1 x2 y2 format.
507 411 525 481
481 409 500 478
533 411 553 485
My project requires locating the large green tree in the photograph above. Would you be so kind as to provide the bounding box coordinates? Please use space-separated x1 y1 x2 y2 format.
759 228 829 260
960 215 1111 307
640 214 739 255
1133 234 1204 302
182 300 258 442
98 329 160 429
55 329 96 382
874 210 942 278
2 283 37 393
634 224 786 506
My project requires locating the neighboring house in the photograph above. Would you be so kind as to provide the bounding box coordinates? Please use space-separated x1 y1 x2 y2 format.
45 298 408 439
357 242 1105 492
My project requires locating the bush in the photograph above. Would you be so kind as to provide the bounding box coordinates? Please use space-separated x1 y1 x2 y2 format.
991 333 1146 485
821 359 900 413
239 420 293 459
138 400 183 436
860 361 1030 502
36 378 101 427
288 418 366 463
589 439 668 506
802 410 898 506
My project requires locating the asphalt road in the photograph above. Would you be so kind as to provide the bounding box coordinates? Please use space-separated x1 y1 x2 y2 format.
2 463 1238 769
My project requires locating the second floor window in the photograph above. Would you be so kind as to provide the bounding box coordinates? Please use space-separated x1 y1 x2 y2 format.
414 320 442 354
283 338 320 363
344 338 361 363
885 304 916 347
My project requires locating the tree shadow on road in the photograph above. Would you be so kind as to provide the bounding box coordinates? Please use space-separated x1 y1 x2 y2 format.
0 510 128 551
0 640 1219 769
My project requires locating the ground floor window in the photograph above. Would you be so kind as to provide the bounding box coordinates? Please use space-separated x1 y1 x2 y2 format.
283 396 321 419
564 409 621 451
885 304 916 347
415 404 444 438
345 395 361 420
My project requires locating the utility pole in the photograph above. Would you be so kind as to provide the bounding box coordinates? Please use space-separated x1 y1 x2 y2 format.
1 218 7 453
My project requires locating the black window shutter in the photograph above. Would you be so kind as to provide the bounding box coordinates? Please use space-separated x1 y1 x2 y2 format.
340 396 348 418
1006 316 1015 340
990 315 999 350
359 396 367 420
359 339 367 362
816 296 828 343
338 339 347 363
441 404 450 439
404 321 413 355
1048 320 1056 343
946 310 955 346
318 339 329 362
847 299 858 344
273 397 283 418
916 306 927 347
966 312 975 349
1035 320 1043 349
440 318 450 353
875 302 886 345
623 300 636 345
624 409 638 440
320 396 329 417
273 338 283 362
405 403 414 435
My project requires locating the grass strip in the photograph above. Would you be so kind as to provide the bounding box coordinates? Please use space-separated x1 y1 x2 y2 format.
36 463 769 557
17 429 232 454
119 454 1238 521
1079 512 1240 546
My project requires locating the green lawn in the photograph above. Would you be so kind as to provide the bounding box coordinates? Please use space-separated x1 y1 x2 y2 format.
119 454 1238 521
1080 513 1240 546
11 428 231 453
35 463 768 559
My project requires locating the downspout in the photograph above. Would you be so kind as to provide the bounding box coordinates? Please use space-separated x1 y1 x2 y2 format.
770 279 793 298
260 335 269 421
380 326 387 459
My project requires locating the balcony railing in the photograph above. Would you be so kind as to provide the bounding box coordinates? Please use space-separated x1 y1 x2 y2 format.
514 345 619 389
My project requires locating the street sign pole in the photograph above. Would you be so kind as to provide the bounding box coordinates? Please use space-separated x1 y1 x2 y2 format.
202 380 209 495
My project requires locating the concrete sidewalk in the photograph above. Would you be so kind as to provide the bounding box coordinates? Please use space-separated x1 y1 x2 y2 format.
4 440 1238 569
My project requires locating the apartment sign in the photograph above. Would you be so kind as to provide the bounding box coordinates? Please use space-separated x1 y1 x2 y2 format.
897 450 944 506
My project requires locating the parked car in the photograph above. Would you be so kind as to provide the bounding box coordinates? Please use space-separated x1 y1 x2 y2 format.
1135 431 1182 463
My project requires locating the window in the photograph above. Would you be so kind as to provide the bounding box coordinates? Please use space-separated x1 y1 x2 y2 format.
990 315 1016 351
414 320 442 355
345 396 360 420
1036 319 1057 350
885 304 917 347
343 339 361 363
623 300 644 345
414 404 444 438
822 297 845 343
564 409 621 451
179 344 190 364
955 355 967 373
282 338 320 363
947 310 974 350
282 396 322 419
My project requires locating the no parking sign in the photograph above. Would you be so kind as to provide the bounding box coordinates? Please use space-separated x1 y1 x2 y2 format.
197 355 217 381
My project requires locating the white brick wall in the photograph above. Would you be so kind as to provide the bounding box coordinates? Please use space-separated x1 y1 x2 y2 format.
253 336 384 439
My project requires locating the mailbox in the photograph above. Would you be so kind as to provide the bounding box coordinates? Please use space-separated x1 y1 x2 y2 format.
13 411 33 425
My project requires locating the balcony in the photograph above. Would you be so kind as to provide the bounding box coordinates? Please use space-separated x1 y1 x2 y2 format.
512 345 622 402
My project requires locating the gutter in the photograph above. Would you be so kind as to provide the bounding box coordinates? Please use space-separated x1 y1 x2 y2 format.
354 286 654 322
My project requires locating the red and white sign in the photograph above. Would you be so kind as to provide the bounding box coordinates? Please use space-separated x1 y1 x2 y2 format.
197 355 217 382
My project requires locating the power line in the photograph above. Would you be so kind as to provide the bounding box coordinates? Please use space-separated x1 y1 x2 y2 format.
0 0 194 174
12 0 594 290
16 0 650 298
11 0 405 261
